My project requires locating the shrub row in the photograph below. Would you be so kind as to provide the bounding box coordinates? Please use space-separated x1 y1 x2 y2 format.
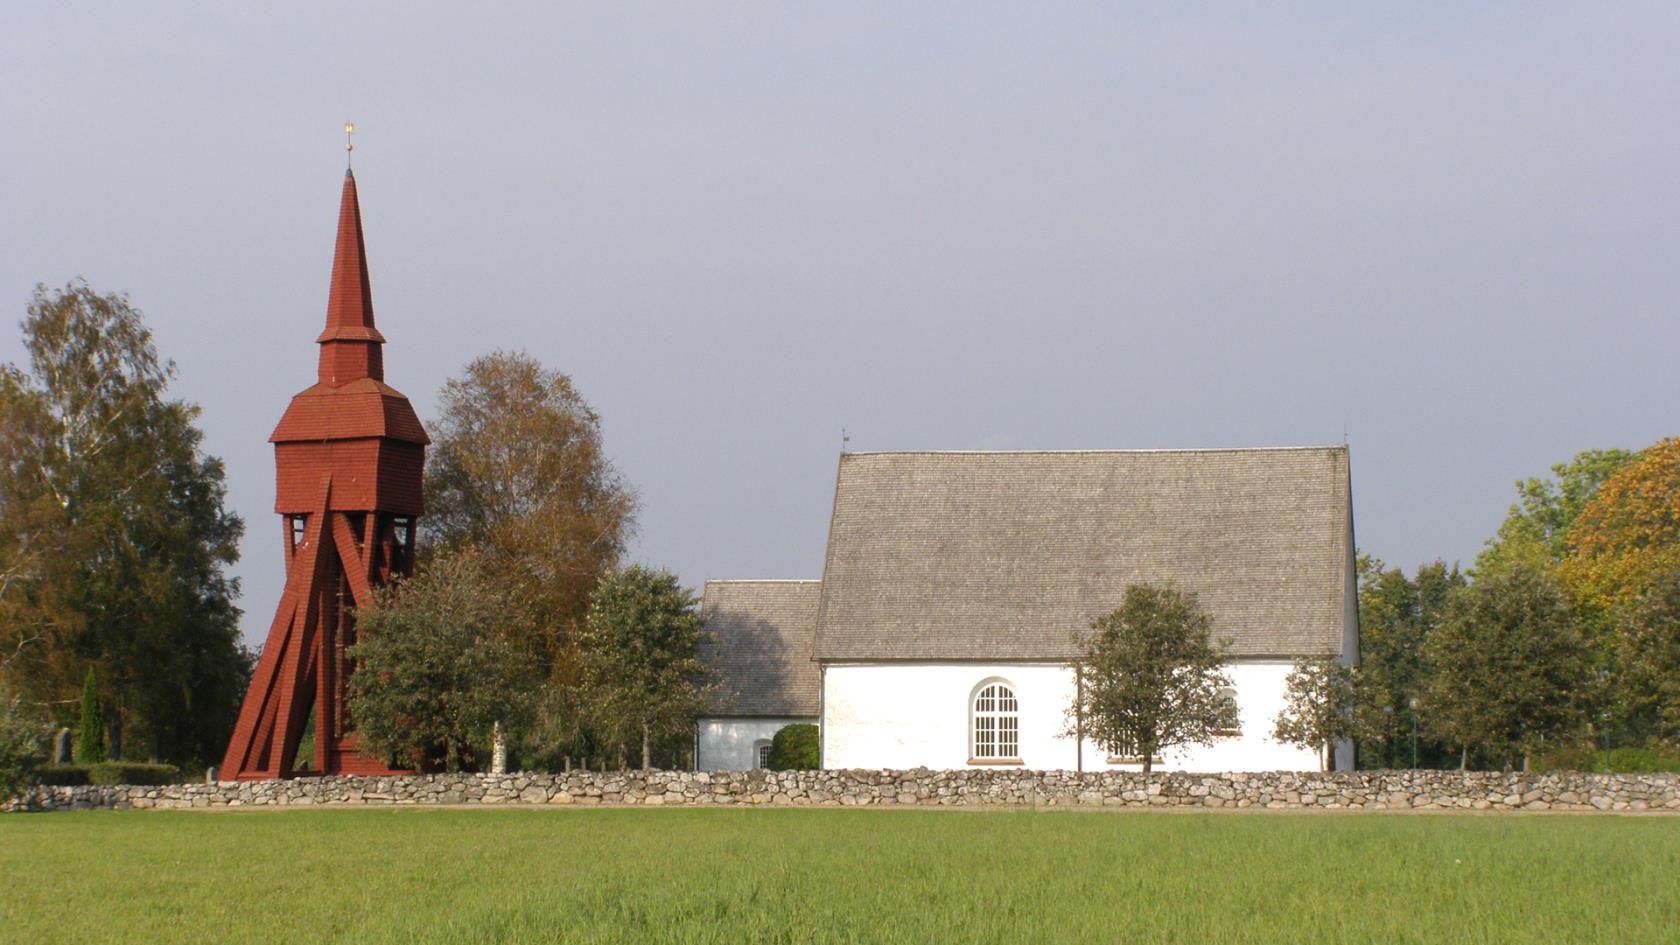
36 762 181 786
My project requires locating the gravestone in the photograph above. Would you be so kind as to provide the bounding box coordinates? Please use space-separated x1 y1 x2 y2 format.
52 728 72 765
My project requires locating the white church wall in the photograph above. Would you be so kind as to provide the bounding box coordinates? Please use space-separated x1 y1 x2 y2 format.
821 661 1324 772
696 717 813 771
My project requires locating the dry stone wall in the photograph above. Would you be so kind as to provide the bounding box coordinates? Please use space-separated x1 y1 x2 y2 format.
9 769 1678 813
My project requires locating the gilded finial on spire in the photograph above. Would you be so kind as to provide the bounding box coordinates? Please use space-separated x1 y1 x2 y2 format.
344 121 355 168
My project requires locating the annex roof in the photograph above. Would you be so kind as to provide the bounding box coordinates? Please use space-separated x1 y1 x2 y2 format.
813 447 1353 661
699 580 822 718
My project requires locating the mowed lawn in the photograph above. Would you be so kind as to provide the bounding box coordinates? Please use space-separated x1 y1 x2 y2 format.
2 808 1677 945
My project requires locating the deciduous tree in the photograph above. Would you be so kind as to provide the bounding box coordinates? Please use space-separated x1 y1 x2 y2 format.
348 549 541 773
1066 583 1236 773
1477 449 1638 574
1273 657 1361 772
1419 561 1589 769
576 566 715 769
1614 573 1680 746
1559 438 1680 619
0 282 246 766
424 351 636 651
0 684 45 801
1355 555 1464 768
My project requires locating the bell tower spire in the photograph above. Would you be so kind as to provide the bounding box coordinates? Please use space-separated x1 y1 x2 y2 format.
316 169 386 385
221 154 429 781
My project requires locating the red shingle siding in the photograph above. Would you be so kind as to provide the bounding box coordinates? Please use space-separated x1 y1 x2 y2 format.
222 169 429 780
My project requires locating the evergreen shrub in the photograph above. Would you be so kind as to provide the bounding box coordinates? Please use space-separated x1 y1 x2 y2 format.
36 765 91 786
766 724 819 771
88 762 180 785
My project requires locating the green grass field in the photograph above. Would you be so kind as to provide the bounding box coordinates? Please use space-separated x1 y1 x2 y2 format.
2 808 1676 944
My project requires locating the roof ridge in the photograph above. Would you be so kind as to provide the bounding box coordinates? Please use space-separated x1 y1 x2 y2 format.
704 579 821 585
841 445 1345 457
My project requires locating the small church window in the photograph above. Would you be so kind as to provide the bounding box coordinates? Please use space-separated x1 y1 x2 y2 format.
754 740 772 770
972 682 1019 761
1214 686 1242 736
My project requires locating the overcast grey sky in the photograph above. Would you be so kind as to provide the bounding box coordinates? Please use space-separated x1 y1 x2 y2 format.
3 2 1676 645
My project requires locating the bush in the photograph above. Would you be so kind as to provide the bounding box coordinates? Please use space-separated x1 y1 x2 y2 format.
1 692 46 799
88 762 180 785
1530 744 1680 773
1604 747 1680 773
35 764 91 786
766 724 819 771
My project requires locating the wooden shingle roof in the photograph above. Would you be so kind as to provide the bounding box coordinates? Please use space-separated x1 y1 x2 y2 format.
700 580 821 718
814 447 1353 661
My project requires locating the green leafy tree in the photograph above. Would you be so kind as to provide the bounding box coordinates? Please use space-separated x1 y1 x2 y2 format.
1419 561 1590 769
1614 573 1680 747
767 723 819 771
0 685 45 801
1355 555 1465 768
577 566 716 770
1273 658 1362 771
74 666 104 763
0 282 247 765
348 549 541 773
1477 448 1638 574
1066 583 1236 773
422 351 637 761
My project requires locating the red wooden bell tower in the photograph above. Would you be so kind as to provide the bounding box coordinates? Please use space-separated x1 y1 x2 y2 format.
220 168 429 780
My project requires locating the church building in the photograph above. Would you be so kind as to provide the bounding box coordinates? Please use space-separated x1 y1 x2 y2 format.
698 446 1357 773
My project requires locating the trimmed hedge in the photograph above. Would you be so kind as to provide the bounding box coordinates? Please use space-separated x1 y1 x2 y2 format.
767 724 819 771
1533 745 1680 774
37 762 180 787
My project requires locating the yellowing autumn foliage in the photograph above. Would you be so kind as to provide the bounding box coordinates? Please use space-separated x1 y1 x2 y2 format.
1560 437 1680 617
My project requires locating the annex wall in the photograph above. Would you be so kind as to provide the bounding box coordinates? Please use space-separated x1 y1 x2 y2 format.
696 717 813 771
10 769 1678 813
820 661 1322 772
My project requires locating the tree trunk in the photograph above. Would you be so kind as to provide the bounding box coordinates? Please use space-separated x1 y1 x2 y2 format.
446 738 460 774
1521 752 1530 773
1459 746 1468 771
1321 741 1330 773
491 721 508 774
641 723 651 770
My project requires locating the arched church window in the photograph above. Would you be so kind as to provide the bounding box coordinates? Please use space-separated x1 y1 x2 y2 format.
971 681 1020 761
1214 686 1242 736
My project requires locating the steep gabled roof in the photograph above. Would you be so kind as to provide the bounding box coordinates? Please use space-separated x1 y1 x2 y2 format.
814 447 1353 661
700 580 821 718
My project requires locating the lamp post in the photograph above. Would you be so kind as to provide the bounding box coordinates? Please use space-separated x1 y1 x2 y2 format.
1597 668 1612 774
1407 696 1420 769
1382 705 1395 768
1602 712 1612 774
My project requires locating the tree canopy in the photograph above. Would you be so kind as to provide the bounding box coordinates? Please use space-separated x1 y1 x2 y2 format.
1558 438 1680 617
1476 448 1639 574
1067 583 1236 773
0 282 246 766
424 351 636 650
347 548 541 773
1273 658 1361 772
576 566 715 769
1354 556 1464 769
1418 560 1589 769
